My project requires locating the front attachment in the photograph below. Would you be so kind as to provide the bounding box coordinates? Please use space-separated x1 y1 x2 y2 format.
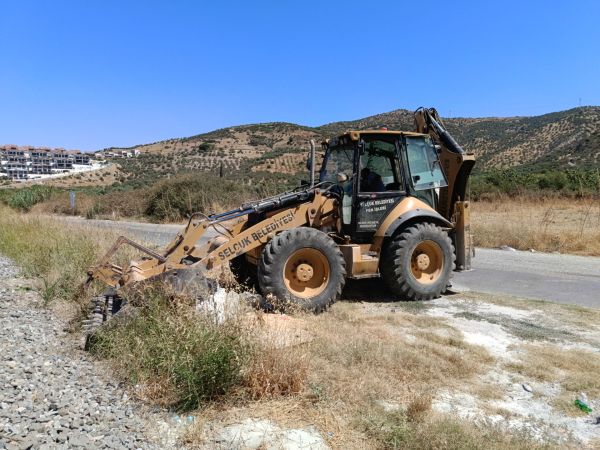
82 267 218 349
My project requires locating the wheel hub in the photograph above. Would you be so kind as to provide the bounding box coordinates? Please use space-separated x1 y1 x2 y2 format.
295 263 314 282
410 240 444 285
416 253 430 270
283 248 330 298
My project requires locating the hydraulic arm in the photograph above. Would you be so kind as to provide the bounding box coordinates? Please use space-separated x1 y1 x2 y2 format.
85 187 338 289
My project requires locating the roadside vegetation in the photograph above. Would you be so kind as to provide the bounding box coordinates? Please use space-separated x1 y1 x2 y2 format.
470 167 600 199
3 166 599 256
0 206 118 303
0 207 595 447
472 196 600 255
89 282 553 449
0 171 300 222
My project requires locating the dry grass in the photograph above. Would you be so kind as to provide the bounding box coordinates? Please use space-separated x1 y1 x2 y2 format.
472 196 600 255
242 313 310 400
507 344 600 398
354 406 553 450
184 302 508 448
506 343 600 418
0 206 132 304
243 343 309 400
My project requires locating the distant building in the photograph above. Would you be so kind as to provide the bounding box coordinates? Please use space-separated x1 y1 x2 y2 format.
96 148 140 159
0 145 96 180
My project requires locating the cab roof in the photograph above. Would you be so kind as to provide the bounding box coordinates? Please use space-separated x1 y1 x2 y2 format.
324 129 427 146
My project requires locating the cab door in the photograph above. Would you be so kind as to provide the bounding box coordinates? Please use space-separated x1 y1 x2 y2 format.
351 136 406 242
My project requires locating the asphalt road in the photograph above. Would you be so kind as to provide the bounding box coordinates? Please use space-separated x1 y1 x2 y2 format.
453 248 600 308
64 217 600 308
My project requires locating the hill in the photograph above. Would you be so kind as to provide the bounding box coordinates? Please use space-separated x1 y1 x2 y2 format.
102 106 600 182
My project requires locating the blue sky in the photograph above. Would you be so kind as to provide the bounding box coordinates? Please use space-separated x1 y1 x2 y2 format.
1 1 599 151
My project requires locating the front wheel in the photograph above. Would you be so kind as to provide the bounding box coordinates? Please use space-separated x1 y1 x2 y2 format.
229 255 258 290
381 223 455 300
257 228 346 312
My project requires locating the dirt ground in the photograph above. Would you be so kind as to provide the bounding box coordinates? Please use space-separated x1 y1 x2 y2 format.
182 279 600 449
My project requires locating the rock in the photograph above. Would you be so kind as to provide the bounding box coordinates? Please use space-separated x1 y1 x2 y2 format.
68 434 91 448
210 418 330 450
375 399 406 412
278 426 329 450
0 256 174 449
214 418 277 448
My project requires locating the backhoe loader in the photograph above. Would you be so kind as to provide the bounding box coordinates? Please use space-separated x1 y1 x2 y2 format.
82 107 475 334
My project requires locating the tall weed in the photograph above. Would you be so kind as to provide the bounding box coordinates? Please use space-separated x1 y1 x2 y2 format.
89 286 249 410
0 207 117 303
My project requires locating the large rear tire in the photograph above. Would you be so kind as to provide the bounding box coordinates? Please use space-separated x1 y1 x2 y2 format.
381 223 454 300
257 228 346 312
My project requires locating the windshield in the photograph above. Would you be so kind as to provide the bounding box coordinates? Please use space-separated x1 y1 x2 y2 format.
405 136 448 191
320 146 354 184
360 139 400 190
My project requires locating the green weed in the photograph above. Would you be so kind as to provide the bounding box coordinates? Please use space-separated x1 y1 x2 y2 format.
88 286 249 410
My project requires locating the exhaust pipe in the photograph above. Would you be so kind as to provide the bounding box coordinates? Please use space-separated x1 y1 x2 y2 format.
309 139 316 187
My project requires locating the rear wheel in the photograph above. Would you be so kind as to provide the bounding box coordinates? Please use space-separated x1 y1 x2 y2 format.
381 223 454 300
257 228 346 312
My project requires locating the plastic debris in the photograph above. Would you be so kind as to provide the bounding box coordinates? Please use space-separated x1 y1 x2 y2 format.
522 383 533 393
172 414 194 427
575 393 592 414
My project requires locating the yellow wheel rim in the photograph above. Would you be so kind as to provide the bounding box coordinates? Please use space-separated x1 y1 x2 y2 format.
410 240 443 285
284 248 330 298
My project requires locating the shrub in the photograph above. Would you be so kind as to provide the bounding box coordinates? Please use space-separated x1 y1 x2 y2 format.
4 185 59 210
89 286 249 410
470 168 600 200
144 173 266 221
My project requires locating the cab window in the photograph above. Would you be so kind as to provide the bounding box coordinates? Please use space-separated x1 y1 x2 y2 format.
320 145 354 184
320 145 355 225
405 136 448 191
359 139 402 192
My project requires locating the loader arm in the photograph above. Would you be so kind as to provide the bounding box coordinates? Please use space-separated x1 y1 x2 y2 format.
414 107 476 270
413 107 475 220
201 191 338 269
86 189 339 289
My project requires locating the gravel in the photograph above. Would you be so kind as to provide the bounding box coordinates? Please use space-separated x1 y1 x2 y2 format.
0 256 179 449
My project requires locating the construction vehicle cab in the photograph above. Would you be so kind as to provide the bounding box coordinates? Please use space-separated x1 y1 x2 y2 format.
83 107 475 336
320 130 450 241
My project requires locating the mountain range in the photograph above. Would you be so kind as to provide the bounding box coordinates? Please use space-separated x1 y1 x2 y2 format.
104 106 600 176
